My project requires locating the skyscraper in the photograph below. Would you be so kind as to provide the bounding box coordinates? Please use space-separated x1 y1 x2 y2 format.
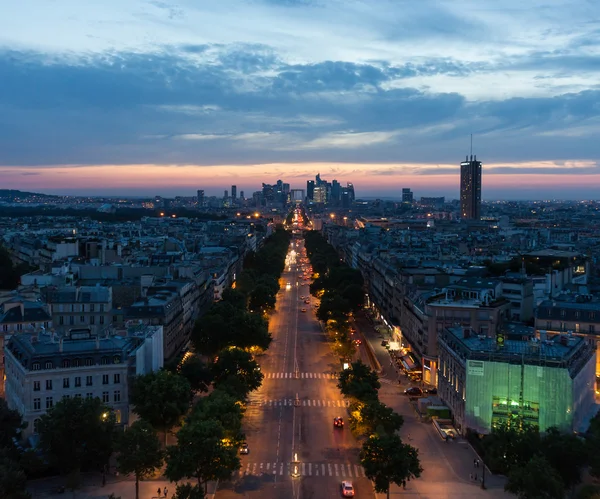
231 185 237 199
197 190 204 207
306 180 315 201
402 188 413 204
460 155 482 220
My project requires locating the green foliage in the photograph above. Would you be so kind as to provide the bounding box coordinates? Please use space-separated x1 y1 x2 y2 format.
540 427 587 489
480 422 540 475
116 420 163 499
505 455 564 499
212 348 264 397
0 449 31 499
341 283 365 312
37 397 116 474
0 398 26 449
172 483 204 499
317 293 352 322
360 433 422 495
249 284 277 311
165 417 240 490
191 390 245 439
360 400 404 436
338 361 380 402
577 485 600 499
131 370 191 442
0 245 32 290
221 288 247 309
180 355 213 393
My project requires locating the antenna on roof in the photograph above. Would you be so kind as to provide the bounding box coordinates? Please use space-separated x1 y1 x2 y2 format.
470 133 473 157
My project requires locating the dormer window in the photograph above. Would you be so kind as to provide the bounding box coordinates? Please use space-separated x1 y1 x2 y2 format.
32 362 41 371
85 358 94 366
560 309 566 317
61 359 70 368
113 355 121 364
45 361 53 369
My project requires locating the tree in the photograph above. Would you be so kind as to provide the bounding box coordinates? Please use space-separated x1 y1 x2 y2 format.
505 455 564 499
360 400 404 436
131 370 191 445
338 361 380 402
192 308 232 358
165 417 240 496
317 293 351 322
481 422 540 475
192 390 245 438
180 355 213 393
37 397 116 477
249 284 276 311
221 288 247 309
541 427 587 491
341 283 365 312
212 348 264 396
115 420 164 499
360 433 422 499
0 450 31 499
172 483 204 499
0 398 26 449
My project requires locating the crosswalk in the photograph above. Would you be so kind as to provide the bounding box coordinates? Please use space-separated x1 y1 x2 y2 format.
249 399 350 408
264 372 338 379
234 462 366 478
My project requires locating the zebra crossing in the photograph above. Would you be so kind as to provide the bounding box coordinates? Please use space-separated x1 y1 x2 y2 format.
264 372 338 379
234 462 366 478
249 398 350 408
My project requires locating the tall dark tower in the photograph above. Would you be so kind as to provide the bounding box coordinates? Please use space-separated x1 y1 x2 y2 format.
231 185 237 199
460 154 482 220
306 180 315 201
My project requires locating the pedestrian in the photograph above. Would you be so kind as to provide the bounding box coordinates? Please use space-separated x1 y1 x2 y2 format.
477 459 480 468
473 459 477 468
470 473 473 481
157 487 162 498
164 486 168 497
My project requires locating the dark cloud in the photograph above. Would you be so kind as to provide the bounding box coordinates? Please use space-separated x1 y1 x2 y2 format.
0 45 598 168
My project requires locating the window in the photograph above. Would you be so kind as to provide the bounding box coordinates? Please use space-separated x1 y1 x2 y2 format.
74 377 81 387
46 379 52 390
33 381 40 391
590 325 596 334
114 373 120 384
73 358 81 367
85 358 93 366
561 309 566 317
75 393 82 399
114 391 121 403
86 376 93 386
2 324 7 332
100 304 105 312
90 316 95 325
69 316 74 325
102 391 109 403
102 374 109 385
90 304 95 312
45 361 53 369
33 398 41 410
99 316 104 325
113 356 121 364
32 362 41 371
17 323 23 331
590 312 596 320
63 394 70 400
80 316 85 324
71 304 75 312
45 397 53 409
101 357 109 365
33 418 41 433
63 378 70 388
61 359 70 368
86 393 93 399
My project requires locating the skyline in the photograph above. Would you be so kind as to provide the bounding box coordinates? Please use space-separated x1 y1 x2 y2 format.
1 0 599 199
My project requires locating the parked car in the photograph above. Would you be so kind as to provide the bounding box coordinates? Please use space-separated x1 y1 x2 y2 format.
333 416 344 428
404 387 423 396
425 387 438 395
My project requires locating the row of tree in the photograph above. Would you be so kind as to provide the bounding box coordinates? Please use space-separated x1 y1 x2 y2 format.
0 244 32 290
338 361 422 499
303 231 364 361
475 418 600 499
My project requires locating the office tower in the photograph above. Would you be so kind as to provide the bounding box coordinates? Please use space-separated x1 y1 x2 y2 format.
316 173 322 186
420 196 445 209
346 183 355 203
224 190 228 199
460 154 482 220
340 187 351 208
231 185 237 199
239 190 244 200
306 180 315 201
262 183 275 203
313 186 326 204
197 190 205 207
402 188 413 204
331 180 341 205
291 189 305 203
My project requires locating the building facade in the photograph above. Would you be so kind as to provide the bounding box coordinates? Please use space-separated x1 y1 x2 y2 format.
460 155 482 220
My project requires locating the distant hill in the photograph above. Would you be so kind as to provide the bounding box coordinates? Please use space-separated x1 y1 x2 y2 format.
0 189 58 199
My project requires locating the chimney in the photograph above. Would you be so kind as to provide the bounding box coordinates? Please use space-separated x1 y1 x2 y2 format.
463 327 471 339
59 336 64 352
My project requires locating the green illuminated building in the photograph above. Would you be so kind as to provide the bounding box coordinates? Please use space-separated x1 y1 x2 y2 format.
438 325 596 435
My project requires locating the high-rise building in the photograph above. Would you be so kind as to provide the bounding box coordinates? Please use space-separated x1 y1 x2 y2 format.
313 186 326 204
331 180 341 205
306 180 315 201
224 190 228 199
196 190 204 207
239 190 244 200
231 185 237 199
340 187 351 208
402 188 413 204
460 155 482 220
346 183 355 203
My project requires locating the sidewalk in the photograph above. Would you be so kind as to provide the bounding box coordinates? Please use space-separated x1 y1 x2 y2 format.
354 311 512 499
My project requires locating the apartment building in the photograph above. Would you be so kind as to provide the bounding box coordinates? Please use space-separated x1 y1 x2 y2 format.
44 286 112 333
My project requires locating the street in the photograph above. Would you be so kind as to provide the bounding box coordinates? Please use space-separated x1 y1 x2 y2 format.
216 238 374 499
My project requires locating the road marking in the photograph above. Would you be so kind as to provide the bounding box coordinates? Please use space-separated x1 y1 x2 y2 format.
252 399 350 407
265 372 338 379
234 462 365 478
335 464 339 476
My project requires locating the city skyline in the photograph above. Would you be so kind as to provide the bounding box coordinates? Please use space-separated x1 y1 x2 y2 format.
1 1 599 199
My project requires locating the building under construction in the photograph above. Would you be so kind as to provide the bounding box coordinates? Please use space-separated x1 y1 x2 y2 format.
438 324 596 435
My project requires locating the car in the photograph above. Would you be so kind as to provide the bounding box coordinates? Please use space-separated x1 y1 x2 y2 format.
301 308 307 312
341 480 355 497
381 339 389 346
304 299 310 304
425 387 438 395
354 339 362 345
239 443 249 455
404 387 423 396
333 417 344 428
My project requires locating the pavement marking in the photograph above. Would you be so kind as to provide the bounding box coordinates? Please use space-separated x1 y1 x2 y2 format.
251 399 350 408
234 463 366 478
265 372 338 379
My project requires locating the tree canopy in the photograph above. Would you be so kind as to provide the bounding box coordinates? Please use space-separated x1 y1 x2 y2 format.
338 361 381 402
504 455 565 499
212 348 264 397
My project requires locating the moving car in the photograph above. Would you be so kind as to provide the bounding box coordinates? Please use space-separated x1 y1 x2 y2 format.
333 416 344 428
301 308 307 312
304 299 310 304
354 339 362 345
341 481 355 497
404 387 423 396
239 442 249 455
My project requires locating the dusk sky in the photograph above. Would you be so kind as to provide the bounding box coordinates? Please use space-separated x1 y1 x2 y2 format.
1 0 599 200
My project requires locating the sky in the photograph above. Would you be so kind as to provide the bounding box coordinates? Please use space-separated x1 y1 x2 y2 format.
0 0 599 200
